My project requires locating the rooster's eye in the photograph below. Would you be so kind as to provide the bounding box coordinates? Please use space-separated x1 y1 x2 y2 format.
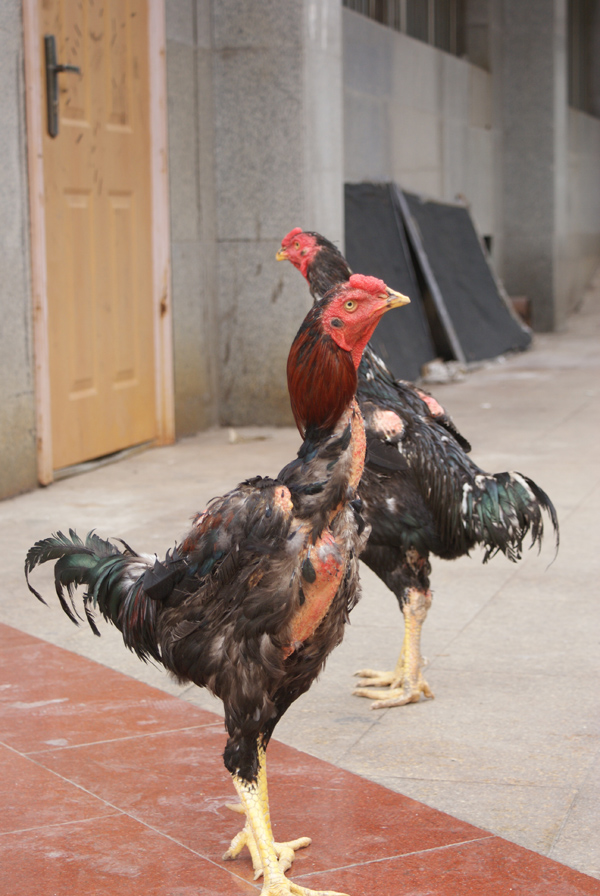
344 300 357 312
294 242 300 250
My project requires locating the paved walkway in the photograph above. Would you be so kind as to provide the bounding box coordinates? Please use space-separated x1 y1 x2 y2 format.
1 622 597 895
1 273 599 891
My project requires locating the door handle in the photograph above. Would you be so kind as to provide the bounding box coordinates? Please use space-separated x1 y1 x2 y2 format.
44 34 81 138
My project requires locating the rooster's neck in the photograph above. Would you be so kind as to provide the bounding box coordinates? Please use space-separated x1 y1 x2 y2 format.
306 249 352 305
287 320 357 440
313 397 366 498
279 395 366 538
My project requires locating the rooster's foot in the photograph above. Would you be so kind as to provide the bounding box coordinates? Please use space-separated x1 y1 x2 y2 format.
223 809 345 896
354 666 408 689
354 588 434 707
254 883 347 896
353 676 434 708
288 884 349 896
353 661 433 707
223 803 311 879
229 749 348 896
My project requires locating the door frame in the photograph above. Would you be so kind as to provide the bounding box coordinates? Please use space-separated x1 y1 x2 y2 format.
23 0 175 485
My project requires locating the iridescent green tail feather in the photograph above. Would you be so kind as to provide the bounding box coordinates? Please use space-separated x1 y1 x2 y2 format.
25 529 161 663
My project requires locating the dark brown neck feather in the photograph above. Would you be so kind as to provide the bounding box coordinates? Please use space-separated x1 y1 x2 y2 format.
287 317 357 439
306 242 352 301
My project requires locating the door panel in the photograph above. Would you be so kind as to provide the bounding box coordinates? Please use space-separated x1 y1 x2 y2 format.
63 189 96 397
40 0 156 470
108 193 138 383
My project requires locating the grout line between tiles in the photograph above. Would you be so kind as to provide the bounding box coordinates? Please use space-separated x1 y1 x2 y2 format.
333 704 391 766
0 806 261 889
21 720 224 755
0 811 123 838
546 782 590 860
0 739 258 882
367 773 583 792
109 813 263 887
0 735 503 885
292 834 499 880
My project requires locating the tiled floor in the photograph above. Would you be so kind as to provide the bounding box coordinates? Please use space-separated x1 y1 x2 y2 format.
1 623 598 896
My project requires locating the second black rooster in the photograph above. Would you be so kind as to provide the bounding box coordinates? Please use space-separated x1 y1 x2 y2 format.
277 228 559 709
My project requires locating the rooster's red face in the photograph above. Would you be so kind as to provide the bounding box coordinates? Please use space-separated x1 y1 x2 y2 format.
287 273 410 435
322 274 410 367
276 228 320 276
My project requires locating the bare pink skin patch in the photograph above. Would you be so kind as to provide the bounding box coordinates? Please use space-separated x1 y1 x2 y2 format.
284 401 366 658
284 527 344 657
369 407 404 439
416 389 445 419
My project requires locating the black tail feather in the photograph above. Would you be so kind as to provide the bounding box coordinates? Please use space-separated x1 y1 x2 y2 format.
25 530 161 663
479 472 559 564
522 474 560 556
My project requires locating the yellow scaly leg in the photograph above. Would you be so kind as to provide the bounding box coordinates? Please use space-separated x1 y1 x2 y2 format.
354 588 434 708
223 743 311 878
225 741 349 896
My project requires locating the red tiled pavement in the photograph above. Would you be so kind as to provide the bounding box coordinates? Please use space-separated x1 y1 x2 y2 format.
0 622 598 896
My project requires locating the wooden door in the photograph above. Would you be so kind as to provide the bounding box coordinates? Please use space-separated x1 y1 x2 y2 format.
39 0 157 470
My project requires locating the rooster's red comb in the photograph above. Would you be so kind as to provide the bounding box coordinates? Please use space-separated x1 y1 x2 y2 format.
347 274 387 294
281 227 304 244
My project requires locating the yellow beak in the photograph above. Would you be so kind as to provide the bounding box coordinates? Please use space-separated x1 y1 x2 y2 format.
383 287 410 310
275 247 288 261
364 287 410 323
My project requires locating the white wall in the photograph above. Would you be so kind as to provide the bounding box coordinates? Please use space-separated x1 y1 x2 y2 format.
343 8 498 246
567 108 600 311
210 0 344 427
166 0 220 437
0 1 38 499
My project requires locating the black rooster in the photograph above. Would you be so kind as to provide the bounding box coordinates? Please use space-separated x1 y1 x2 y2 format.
277 228 559 709
25 274 409 896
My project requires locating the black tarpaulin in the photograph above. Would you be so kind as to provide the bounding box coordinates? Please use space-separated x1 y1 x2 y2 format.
344 182 531 375
400 189 532 361
344 182 437 382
